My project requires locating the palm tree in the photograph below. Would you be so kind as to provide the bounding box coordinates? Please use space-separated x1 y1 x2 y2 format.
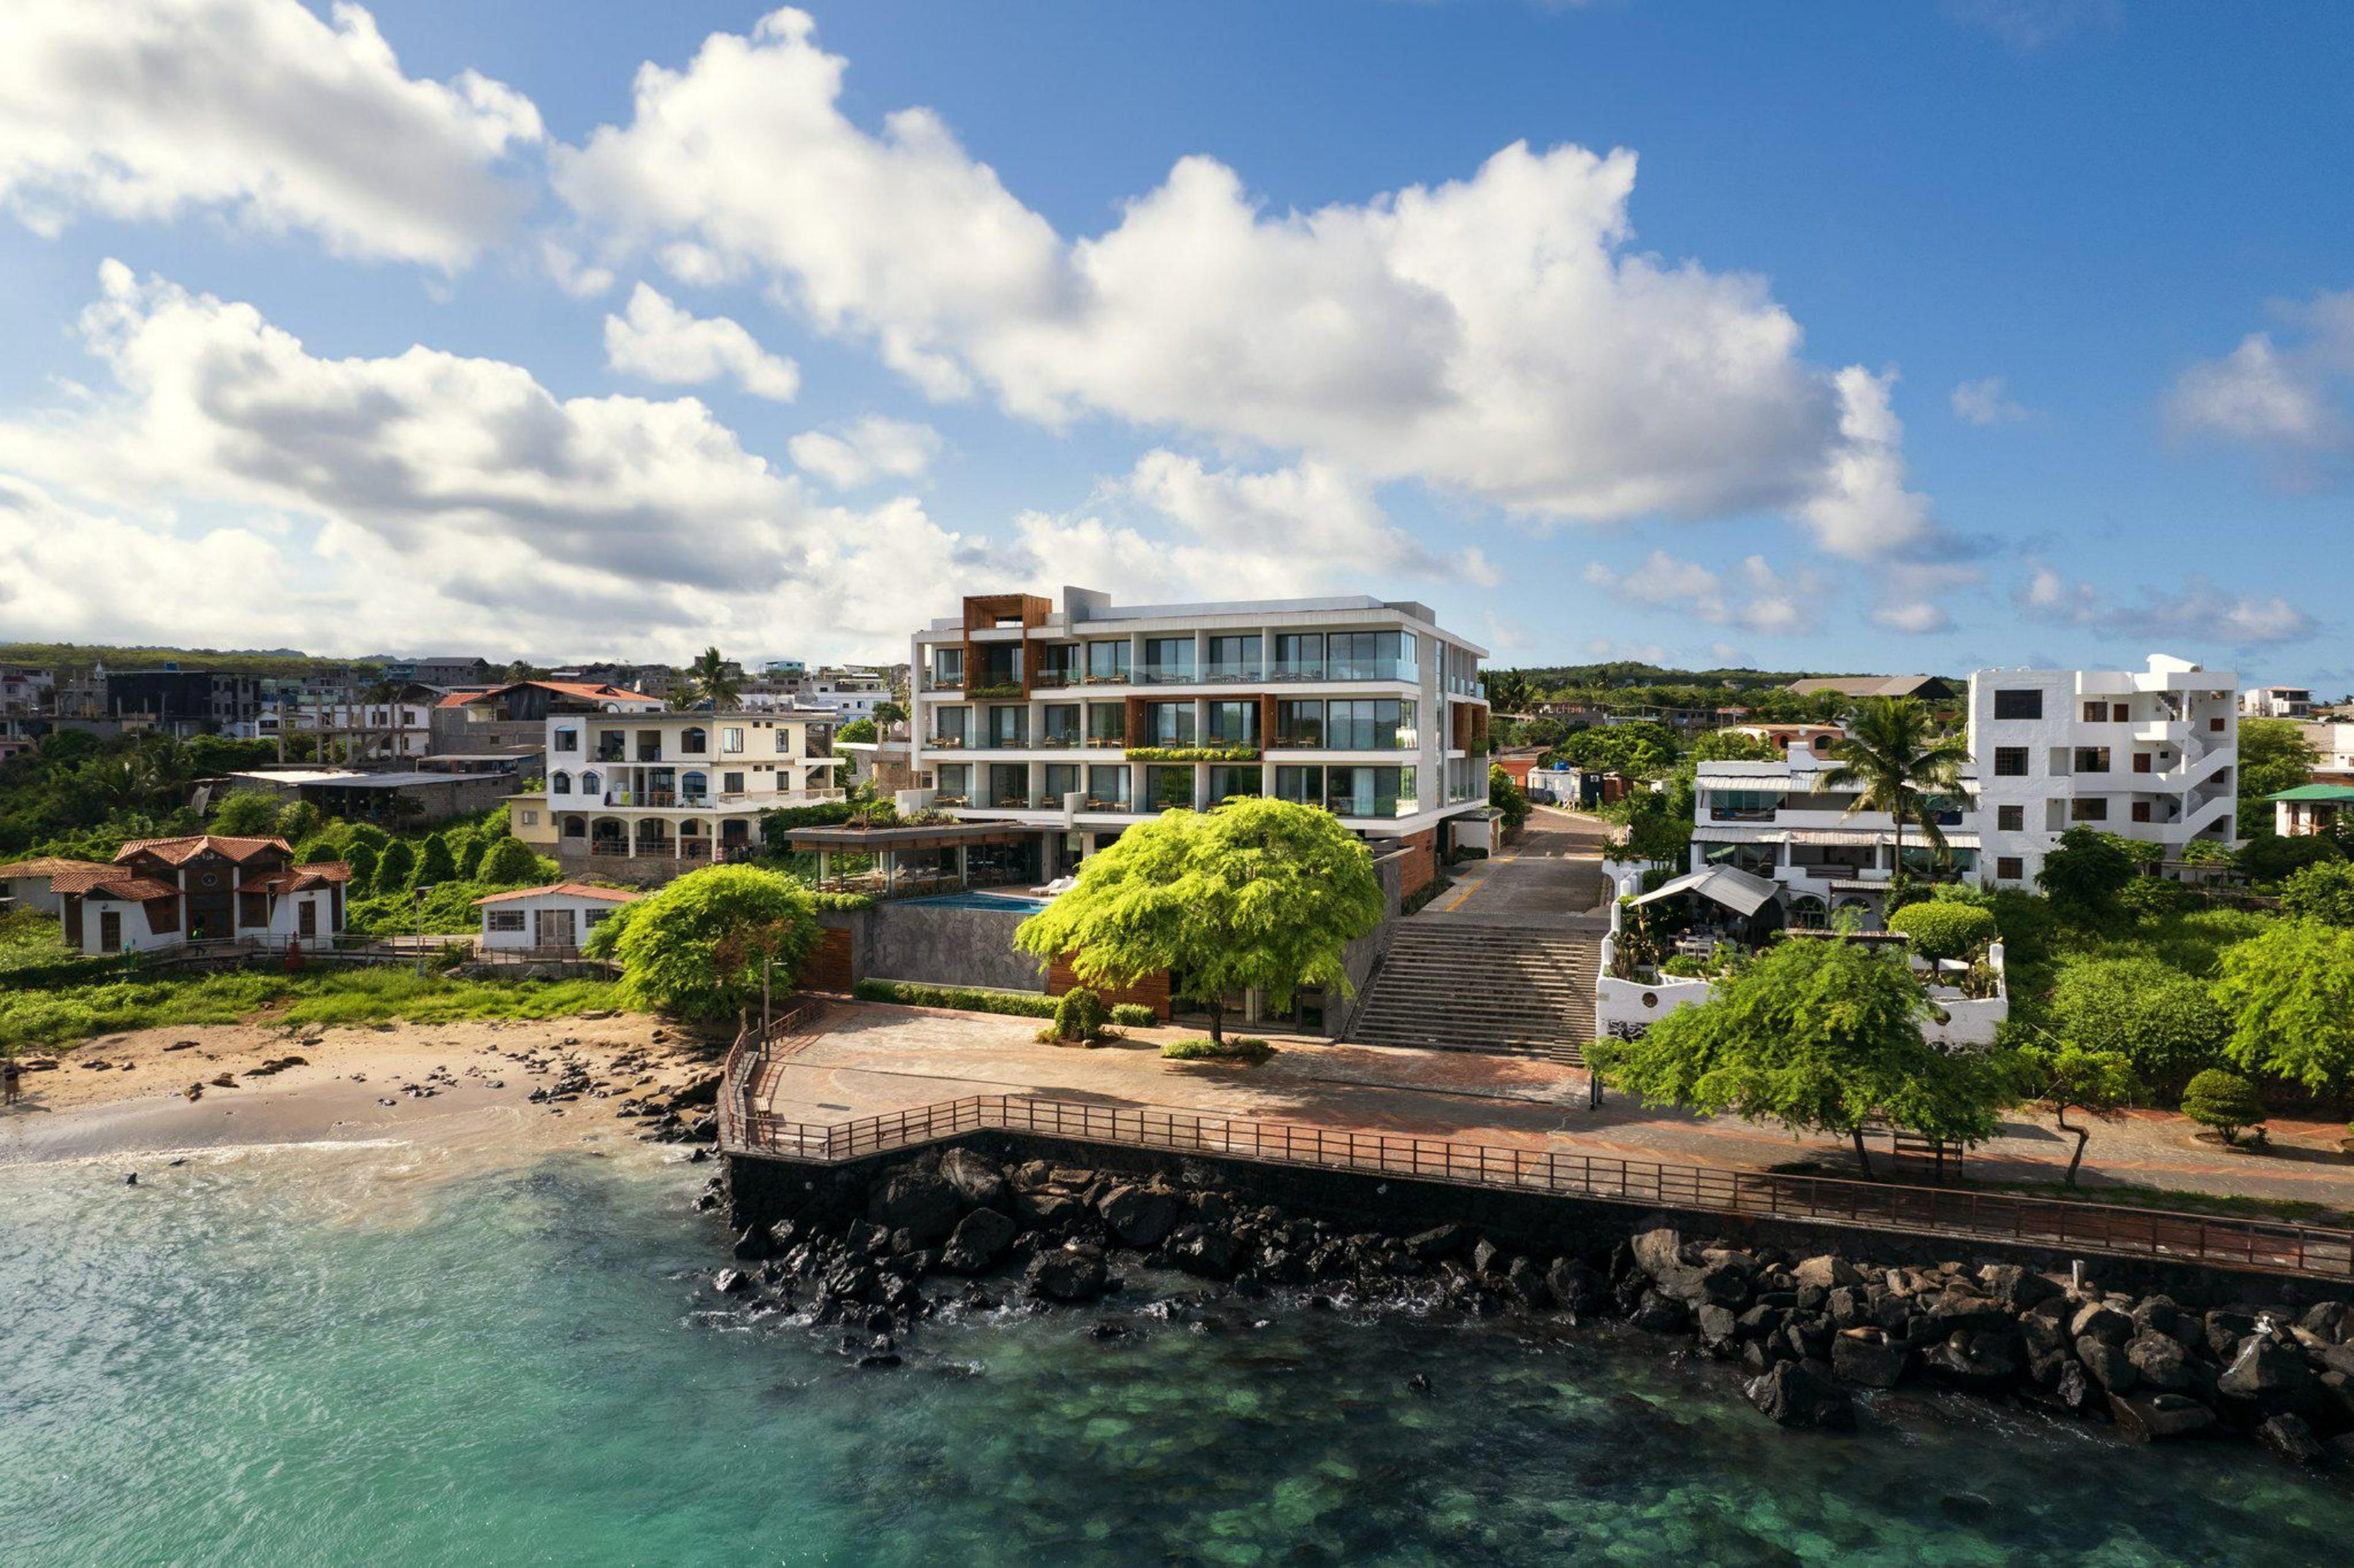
1813 696 1970 891
687 647 739 711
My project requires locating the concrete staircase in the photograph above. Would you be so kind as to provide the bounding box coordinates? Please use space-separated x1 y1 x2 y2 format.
1344 923 1599 1064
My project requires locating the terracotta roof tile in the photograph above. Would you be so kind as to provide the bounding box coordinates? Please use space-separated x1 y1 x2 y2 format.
114 834 291 866
471 881 642 906
0 856 110 880
52 869 179 900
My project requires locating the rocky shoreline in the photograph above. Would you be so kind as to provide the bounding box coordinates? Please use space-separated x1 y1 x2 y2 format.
701 1144 2354 1474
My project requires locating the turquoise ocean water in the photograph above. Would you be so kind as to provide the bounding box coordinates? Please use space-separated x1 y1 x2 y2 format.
2 1141 2349 1567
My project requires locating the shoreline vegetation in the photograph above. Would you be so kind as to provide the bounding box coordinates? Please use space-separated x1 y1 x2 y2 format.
0 969 624 1049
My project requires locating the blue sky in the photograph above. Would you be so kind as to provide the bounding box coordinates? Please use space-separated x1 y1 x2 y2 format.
1 1 2348 683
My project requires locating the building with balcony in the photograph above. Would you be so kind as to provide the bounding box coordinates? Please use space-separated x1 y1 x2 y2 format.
1689 747 1979 928
2242 684 2314 718
507 707 844 885
1968 655 2238 886
907 587 1490 889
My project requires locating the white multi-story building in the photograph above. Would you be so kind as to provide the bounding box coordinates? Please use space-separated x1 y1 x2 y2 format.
906 588 1491 885
1689 747 1978 927
507 708 844 883
257 698 434 758
2241 684 2314 718
1969 655 2237 886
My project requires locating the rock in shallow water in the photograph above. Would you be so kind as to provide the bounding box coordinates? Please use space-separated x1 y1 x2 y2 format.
1744 1360 1856 1431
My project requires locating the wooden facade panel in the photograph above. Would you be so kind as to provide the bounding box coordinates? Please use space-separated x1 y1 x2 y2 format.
1047 953 1170 1020
1395 829 1438 900
804 926 856 992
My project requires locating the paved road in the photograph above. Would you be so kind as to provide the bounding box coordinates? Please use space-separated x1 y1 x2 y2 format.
1417 805 1612 929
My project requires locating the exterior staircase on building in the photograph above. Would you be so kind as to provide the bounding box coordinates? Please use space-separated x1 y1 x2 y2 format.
1343 922 1599 1064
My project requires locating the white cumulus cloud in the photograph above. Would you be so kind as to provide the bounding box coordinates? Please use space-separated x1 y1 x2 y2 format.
0 0 542 268
604 283 800 400
554 9 1941 559
2014 559 2317 647
788 415 943 489
1951 376 2028 425
1581 549 1823 636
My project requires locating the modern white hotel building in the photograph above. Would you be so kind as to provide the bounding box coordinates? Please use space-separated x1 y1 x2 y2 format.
905 588 1493 887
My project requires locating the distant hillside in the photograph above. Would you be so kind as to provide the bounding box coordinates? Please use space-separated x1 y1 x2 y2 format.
0 642 386 679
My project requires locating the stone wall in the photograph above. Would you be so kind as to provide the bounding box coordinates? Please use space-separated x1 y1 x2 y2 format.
864 900 1047 993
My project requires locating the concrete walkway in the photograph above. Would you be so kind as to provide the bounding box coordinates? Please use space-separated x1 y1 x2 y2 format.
755 1002 2354 1219
1419 805 1613 929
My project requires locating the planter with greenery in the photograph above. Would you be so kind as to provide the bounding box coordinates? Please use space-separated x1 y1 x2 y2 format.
1123 746 1260 763
1161 1037 1273 1063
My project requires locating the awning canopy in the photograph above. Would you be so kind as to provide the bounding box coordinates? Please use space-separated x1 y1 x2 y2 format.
1629 864 1781 918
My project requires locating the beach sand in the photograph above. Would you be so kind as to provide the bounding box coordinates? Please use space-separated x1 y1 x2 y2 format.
0 1012 725 1172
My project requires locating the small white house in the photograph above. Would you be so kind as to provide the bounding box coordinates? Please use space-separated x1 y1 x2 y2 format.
473 882 640 952
0 857 112 915
52 836 349 955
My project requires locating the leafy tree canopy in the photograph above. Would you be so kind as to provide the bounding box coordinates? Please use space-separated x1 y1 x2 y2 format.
2036 827 2143 918
2047 954 2228 1092
1488 763 1531 832
2238 830 2342 887
476 837 553 886
210 791 288 837
587 864 821 1024
1558 721 1680 777
2209 919 2354 1092
1884 900 1998 962
1687 729 1782 764
2238 717 2318 805
834 718 879 744
2011 1038 2140 1186
2277 859 2354 925
1013 798 1382 1043
1583 935 2008 1176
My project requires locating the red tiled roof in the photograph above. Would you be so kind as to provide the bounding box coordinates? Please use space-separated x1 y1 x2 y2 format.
445 680 657 709
471 881 642 906
0 856 110 880
238 862 352 895
114 835 291 866
52 869 179 900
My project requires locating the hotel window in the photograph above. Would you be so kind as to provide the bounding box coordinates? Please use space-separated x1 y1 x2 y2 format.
1205 635 1260 682
1326 765 1415 817
988 764 1029 808
1041 704 1083 746
933 707 970 747
1274 765 1321 804
989 706 1029 747
1273 633 1324 682
679 726 707 753
1145 765 1194 810
1086 704 1125 747
1328 631 1415 682
1143 637 1195 683
1044 764 1081 801
931 647 964 687
1205 764 1262 802
1996 804 2024 831
1143 702 1195 747
1205 700 1258 747
1992 688 2043 721
1992 747 2030 777
581 771 601 795
2073 747 2111 774
722 772 745 795
1274 700 1324 747
1326 699 1412 750
1086 641 1130 684
1085 765 1128 809
1034 644 1079 687
935 763 970 802
722 727 745 753
2070 797 2108 822
551 773 571 795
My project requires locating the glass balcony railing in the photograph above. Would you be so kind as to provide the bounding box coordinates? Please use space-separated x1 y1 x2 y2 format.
1202 663 1261 683
1139 665 1197 685
1271 659 1419 683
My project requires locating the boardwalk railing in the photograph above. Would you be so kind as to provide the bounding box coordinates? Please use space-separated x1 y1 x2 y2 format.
717 1079 2354 1283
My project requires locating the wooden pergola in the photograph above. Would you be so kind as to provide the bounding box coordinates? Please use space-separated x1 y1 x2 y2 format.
772 822 1037 896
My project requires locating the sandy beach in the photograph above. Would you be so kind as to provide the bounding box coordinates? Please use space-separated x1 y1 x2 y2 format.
0 1011 727 1171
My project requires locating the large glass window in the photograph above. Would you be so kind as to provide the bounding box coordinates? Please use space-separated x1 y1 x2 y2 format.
1034 644 1078 688
1086 704 1125 747
1274 766 1321 804
1205 635 1260 682
1273 633 1324 682
1205 700 1258 747
932 707 969 747
930 646 964 688
553 726 579 753
1143 701 1195 746
1709 790 1778 821
1325 699 1414 750
1086 641 1130 685
1145 765 1195 810
1085 765 1129 809
1326 765 1416 817
1206 764 1262 802
935 763 971 804
1044 763 1080 801
1273 700 1324 748
1992 688 2043 721
1041 704 1083 747
1143 636 1196 683
989 763 1030 808
988 706 1028 748
1327 631 1417 682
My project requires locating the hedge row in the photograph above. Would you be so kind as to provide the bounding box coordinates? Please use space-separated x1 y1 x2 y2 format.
851 978 1058 1018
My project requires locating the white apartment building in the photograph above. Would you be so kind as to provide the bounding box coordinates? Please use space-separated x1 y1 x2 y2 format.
1969 655 2237 886
2241 685 2314 718
1690 747 1978 927
907 588 1491 885
507 708 844 883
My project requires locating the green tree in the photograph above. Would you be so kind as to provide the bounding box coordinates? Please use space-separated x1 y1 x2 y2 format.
1560 722 1678 777
1488 763 1531 832
1687 729 1781 764
592 864 820 1024
2047 954 2227 1094
2013 1037 2140 1186
872 700 908 728
1812 696 1968 892
1484 669 1536 714
2238 831 2342 887
343 840 380 893
1884 899 1998 962
411 834 458 888
1014 797 1382 1045
2181 1068 2266 1147
686 647 740 710
210 791 285 837
834 717 879 744
2036 826 2141 918
374 839 416 891
2278 859 2354 924
1582 935 2008 1178
2238 718 2318 818
453 834 488 878
276 800 323 846
477 836 552 886
2209 919 2354 1092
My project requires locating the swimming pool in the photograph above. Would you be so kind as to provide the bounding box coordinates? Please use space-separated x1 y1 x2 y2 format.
902 891 1054 912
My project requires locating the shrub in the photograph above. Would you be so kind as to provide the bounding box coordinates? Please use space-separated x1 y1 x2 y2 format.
806 890 877 911
210 790 286 837
1049 987 1108 1043
343 841 380 893
1110 1002 1157 1028
1884 900 1998 963
375 839 416 891
2037 828 2141 918
2278 859 2354 926
412 834 459 888
2238 831 2341 888
476 836 551 886
1162 1037 1273 1062
851 978 1058 1019
276 801 324 847
2048 955 2228 1094
605 866 821 1024
2181 1068 2266 1147
2115 877 2198 918
453 834 488 879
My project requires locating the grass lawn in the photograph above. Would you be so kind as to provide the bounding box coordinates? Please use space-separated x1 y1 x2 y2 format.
0 967 626 1049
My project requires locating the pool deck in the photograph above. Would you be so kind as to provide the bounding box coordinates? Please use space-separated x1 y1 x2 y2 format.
748 1001 2354 1216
